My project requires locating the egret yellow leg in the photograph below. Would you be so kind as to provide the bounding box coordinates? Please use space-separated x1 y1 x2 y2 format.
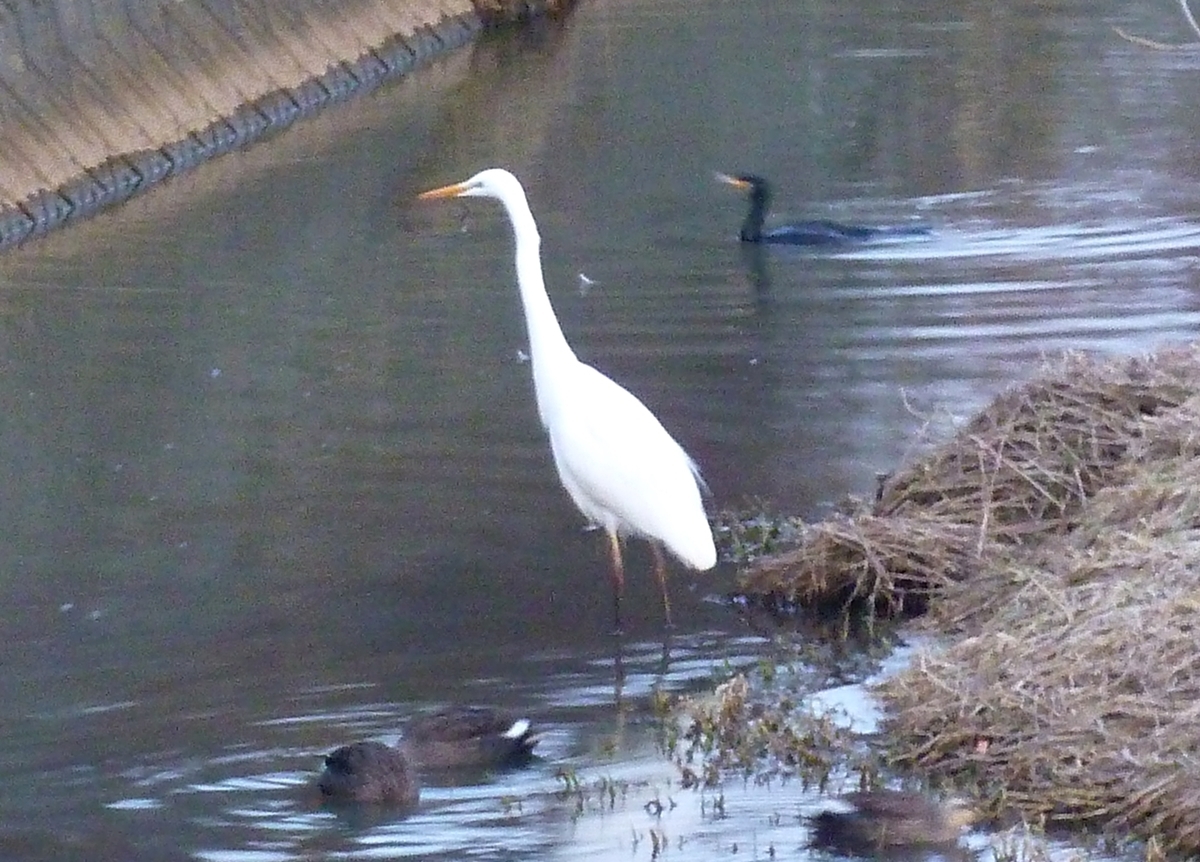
606 529 625 633
652 543 673 628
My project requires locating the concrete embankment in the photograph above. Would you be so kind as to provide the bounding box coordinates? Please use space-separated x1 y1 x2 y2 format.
0 0 556 251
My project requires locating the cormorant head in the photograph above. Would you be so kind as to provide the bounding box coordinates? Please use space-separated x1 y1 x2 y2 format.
715 173 772 242
716 173 769 203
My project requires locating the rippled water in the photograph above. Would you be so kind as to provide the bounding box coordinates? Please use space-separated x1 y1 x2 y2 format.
0 0 1198 858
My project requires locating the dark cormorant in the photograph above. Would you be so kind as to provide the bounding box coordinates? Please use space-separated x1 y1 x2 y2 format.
716 173 932 245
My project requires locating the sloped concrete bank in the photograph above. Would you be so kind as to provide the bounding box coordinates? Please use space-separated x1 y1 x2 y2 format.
0 0 562 251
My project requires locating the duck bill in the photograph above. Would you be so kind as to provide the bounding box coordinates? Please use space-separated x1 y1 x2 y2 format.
417 181 469 201
714 172 750 190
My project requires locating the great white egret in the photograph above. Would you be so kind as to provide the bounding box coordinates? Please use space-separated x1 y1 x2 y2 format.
317 706 538 805
715 173 932 245
417 168 716 630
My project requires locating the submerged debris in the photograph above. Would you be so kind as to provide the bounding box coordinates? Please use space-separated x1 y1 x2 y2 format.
712 501 806 565
667 674 872 791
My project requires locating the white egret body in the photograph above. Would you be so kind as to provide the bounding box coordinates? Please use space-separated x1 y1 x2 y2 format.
418 169 716 629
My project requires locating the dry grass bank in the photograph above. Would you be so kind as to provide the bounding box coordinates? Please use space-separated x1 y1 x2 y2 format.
735 344 1200 856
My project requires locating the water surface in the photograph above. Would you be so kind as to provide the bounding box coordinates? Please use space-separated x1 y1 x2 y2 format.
0 0 1198 858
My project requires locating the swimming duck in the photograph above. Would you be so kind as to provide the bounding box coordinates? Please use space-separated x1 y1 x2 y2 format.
316 706 539 805
401 706 540 769
318 740 418 806
808 790 977 853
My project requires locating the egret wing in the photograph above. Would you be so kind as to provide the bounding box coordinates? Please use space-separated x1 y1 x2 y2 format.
545 362 712 567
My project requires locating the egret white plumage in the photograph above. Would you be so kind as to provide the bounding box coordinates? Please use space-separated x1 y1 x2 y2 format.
417 169 716 630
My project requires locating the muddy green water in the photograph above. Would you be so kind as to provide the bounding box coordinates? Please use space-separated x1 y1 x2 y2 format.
0 0 1197 858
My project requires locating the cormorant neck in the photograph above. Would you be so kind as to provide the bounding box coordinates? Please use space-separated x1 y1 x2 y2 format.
740 186 769 243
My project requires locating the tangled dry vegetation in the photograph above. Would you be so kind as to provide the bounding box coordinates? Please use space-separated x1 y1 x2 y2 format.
735 345 1200 856
739 348 1199 615
736 513 981 624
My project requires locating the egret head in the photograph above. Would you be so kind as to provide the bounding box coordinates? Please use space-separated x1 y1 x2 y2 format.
417 168 522 202
417 168 539 244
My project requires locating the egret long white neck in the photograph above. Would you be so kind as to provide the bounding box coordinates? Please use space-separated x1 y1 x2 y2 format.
503 190 578 424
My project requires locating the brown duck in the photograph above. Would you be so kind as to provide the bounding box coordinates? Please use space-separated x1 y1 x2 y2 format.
316 707 539 806
809 790 977 854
